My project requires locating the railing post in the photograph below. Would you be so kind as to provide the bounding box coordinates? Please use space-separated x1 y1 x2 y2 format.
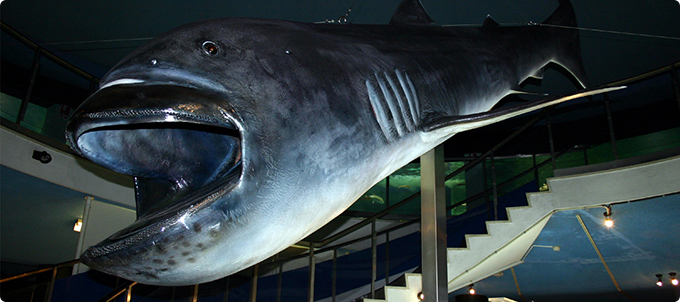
308 243 315 302
385 231 390 285
546 109 557 170
385 176 391 285
603 93 619 161
250 264 258 302
277 262 283 302
126 283 135 302
224 277 230 302
18 49 41 125
191 284 199 302
371 220 377 298
44 266 57 302
332 249 338 302
671 65 680 114
490 151 498 220
420 145 448 302
532 154 540 188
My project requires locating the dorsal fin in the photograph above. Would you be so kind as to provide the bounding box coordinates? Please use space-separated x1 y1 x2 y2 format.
482 15 499 28
389 0 436 26
542 0 577 27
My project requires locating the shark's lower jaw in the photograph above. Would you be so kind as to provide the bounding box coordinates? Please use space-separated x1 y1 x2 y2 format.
67 85 244 280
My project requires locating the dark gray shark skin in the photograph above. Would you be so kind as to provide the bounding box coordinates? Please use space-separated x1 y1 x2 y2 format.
66 0 620 285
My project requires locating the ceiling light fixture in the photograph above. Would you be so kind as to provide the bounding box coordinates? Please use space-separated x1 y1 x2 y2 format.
656 274 663 287
468 284 475 295
670 272 678 286
603 205 613 228
73 218 83 232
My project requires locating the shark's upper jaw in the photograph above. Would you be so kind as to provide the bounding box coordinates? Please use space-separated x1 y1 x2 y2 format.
67 82 243 267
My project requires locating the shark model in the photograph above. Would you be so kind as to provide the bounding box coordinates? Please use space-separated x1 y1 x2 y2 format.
66 0 622 286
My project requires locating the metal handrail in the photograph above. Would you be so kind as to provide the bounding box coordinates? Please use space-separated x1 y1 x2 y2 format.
0 259 80 284
96 281 137 302
1 22 100 84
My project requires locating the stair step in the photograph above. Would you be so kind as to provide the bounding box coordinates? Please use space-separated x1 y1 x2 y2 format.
363 273 422 302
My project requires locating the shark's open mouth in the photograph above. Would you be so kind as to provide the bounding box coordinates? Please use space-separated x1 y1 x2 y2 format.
67 84 242 250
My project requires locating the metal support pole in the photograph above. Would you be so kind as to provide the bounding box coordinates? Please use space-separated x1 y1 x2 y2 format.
249 264 258 302
420 145 448 302
371 220 377 298
18 49 41 125
603 93 619 161
308 243 315 302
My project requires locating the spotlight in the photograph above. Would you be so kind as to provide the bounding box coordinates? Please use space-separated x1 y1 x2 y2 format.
671 272 678 286
417 292 424 301
656 274 663 287
468 284 475 295
603 205 613 228
32 150 52 164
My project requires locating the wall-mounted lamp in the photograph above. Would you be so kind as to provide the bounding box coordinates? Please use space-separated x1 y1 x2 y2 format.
670 272 678 286
468 284 475 295
417 292 424 301
73 219 83 232
603 205 613 228
656 274 663 287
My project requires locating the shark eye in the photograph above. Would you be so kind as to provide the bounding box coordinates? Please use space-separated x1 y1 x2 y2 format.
202 41 220 56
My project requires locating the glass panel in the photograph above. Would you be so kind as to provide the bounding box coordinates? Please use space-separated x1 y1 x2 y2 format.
0 92 22 121
387 162 421 215
0 31 34 106
445 161 467 216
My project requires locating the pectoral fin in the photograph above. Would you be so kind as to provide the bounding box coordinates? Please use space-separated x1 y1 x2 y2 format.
423 86 626 133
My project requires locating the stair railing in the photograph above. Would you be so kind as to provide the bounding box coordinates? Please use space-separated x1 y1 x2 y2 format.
0 259 80 302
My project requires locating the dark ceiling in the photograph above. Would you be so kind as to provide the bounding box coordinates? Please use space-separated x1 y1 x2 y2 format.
2 0 680 89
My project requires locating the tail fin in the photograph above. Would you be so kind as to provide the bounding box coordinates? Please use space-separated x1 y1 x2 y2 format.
542 0 590 88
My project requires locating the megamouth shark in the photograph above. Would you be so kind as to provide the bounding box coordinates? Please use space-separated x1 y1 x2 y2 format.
66 0 621 285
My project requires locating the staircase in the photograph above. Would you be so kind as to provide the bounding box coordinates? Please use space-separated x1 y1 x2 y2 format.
361 155 680 301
